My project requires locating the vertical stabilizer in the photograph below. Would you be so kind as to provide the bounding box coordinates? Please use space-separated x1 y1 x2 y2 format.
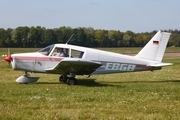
136 31 171 62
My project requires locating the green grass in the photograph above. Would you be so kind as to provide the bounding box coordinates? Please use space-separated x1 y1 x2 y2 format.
0 48 180 119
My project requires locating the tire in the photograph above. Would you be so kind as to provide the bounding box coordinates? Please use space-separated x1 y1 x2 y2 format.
67 77 77 85
59 75 67 83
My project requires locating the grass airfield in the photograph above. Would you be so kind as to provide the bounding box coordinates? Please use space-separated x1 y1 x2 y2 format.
0 48 180 120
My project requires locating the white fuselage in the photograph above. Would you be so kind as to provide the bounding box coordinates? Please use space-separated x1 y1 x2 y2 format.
10 44 161 75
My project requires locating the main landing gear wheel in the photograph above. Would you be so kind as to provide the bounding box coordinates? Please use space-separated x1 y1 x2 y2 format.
59 73 77 85
59 75 67 83
66 77 77 85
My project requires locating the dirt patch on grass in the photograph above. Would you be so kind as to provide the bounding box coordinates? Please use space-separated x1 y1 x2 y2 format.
164 53 180 57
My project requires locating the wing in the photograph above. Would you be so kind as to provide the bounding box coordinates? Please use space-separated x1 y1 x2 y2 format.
45 58 102 75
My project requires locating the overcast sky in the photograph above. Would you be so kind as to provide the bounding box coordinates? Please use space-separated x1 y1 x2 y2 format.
0 0 180 33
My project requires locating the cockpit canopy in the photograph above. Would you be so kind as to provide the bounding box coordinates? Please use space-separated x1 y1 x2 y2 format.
38 44 84 58
38 44 54 56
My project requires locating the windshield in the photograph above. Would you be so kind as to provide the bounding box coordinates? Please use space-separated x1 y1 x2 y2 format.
38 44 54 56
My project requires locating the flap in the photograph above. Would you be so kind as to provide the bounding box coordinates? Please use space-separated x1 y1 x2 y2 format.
45 58 102 75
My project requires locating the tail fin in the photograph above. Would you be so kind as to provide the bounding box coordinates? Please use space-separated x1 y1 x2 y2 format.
136 31 171 62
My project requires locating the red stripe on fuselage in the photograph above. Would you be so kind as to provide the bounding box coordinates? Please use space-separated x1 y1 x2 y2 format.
12 56 63 62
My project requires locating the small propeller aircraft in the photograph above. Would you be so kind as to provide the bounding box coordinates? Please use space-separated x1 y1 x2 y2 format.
4 30 172 85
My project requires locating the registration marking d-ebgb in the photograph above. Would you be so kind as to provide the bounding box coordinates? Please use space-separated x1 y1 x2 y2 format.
105 63 136 71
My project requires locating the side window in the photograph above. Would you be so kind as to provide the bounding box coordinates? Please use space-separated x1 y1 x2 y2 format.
71 49 84 58
51 47 69 57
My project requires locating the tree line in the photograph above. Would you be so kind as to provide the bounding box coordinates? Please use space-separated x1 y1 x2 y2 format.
0 26 180 48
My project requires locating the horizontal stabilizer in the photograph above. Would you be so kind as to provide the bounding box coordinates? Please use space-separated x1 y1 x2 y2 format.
148 63 173 67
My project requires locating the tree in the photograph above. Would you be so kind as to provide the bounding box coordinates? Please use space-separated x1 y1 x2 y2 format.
0 26 179 47
0 28 6 47
123 30 135 47
108 30 123 47
83 27 96 47
11 27 29 47
71 28 86 46
28 26 44 47
5 28 14 47
171 34 180 47
55 26 73 44
94 29 110 47
42 28 57 46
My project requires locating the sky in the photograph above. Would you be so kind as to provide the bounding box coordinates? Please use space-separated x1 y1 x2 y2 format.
0 0 180 33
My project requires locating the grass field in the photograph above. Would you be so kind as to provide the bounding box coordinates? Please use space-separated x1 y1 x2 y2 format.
0 47 180 120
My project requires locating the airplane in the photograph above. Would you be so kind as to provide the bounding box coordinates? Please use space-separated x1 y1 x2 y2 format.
4 30 173 85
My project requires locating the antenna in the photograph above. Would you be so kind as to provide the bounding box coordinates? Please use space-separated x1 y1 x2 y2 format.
66 33 74 44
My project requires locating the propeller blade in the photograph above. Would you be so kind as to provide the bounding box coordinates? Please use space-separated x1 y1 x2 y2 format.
8 48 11 66
8 48 10 56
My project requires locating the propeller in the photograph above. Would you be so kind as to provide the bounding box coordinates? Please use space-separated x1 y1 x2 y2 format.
4 48 12 64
